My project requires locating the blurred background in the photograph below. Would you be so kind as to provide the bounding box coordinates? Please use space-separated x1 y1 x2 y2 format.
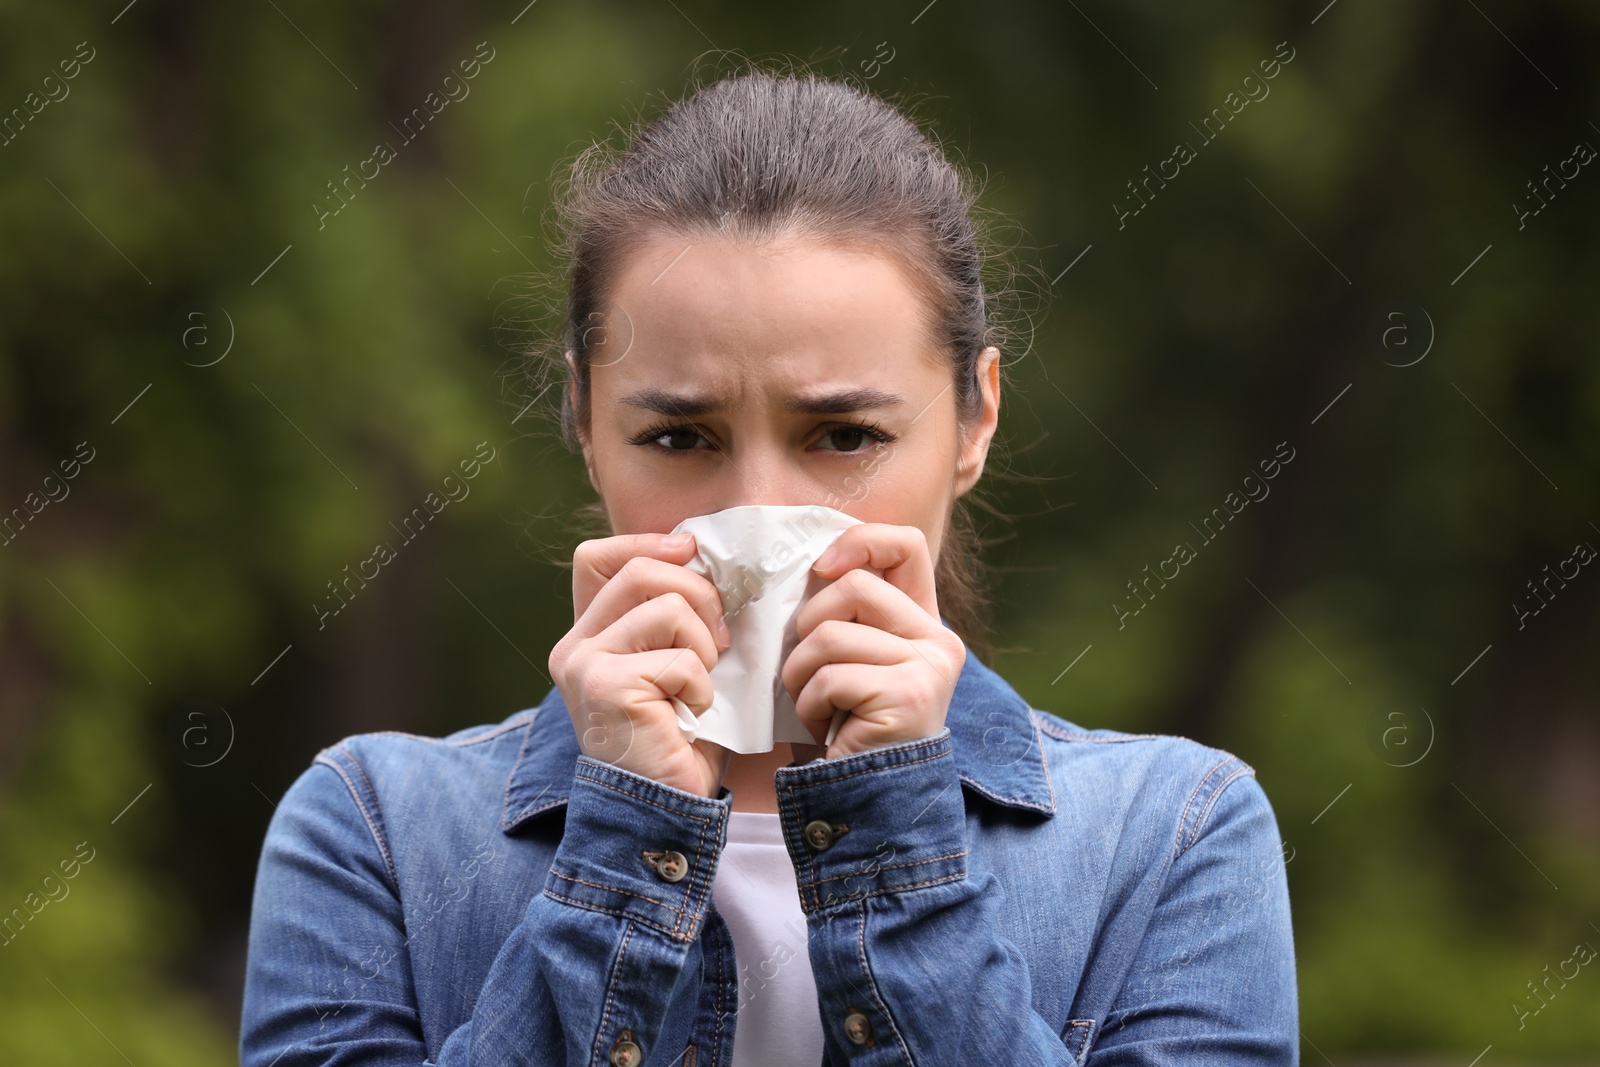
2 0 1598 1062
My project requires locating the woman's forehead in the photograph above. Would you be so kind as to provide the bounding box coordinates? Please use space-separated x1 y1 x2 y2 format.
610 234 924 333
591 342 939 413
592 233 946 390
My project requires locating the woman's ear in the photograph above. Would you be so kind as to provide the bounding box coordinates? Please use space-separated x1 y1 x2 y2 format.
565 350 600 494
954 346 1001 497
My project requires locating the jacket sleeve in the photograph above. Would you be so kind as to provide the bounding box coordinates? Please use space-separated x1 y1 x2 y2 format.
1082 759 1299 1064
240 749 734 1066
769 729 1297 1066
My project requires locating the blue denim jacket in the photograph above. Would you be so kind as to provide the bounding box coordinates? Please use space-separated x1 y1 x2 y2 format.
241 646 1298 1065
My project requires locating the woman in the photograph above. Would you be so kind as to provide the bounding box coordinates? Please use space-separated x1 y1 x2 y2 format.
241 64 1298 1065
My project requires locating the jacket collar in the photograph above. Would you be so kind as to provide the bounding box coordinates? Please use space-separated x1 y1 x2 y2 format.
501 642 1056 834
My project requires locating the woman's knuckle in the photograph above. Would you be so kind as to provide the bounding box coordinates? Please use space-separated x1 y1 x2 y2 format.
617 554 648 582
659 648 688 679
573 539 602 570
814 618 844 644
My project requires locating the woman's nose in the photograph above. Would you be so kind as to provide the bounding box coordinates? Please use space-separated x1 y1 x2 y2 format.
721 445 813 509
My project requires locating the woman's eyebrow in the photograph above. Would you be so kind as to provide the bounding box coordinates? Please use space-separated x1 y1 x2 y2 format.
619 387 907 416
787 388 906 414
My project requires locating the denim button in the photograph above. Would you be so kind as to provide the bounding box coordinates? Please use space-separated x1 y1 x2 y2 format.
610 1031 642 1066
653 850 689 882
843 1009 873 1045
803 819 836 850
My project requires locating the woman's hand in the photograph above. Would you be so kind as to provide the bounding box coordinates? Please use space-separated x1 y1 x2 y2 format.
780 522 967 759
548 532 734 798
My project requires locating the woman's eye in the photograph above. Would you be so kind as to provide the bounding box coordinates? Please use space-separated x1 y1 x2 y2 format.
630 425 713 451
820 426 870 452
648 427 710 450
634 422 890 454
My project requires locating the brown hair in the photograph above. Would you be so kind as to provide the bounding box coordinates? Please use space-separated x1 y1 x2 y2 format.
508 56 1027 663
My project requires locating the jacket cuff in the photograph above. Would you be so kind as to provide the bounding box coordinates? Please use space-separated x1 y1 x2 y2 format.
772 728 967 912
543 755 732 943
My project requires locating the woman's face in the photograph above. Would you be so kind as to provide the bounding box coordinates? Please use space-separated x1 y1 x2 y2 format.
572 231 1000 563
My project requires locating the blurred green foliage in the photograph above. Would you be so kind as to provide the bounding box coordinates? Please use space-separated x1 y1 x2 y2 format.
1 0 1597 1061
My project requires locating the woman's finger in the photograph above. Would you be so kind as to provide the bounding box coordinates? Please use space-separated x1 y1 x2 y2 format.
576 553 728 652
593 590 722 674
791 661 929 737
795 566 942 651
576 645 713 766
781 618 905 704
810 522 938 617
572 533 702 615
620 644 715 713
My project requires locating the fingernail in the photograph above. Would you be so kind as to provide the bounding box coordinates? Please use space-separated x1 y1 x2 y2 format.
814 544 839 570
665 533 693 548
717 616 732 644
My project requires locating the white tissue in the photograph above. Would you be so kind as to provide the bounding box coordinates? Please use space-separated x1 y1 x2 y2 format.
665 504 862 754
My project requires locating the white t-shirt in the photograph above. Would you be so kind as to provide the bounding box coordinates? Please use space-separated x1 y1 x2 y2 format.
712 810 825 1066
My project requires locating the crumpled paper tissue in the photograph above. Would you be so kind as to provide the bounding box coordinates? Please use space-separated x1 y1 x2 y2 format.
665 503 861 754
